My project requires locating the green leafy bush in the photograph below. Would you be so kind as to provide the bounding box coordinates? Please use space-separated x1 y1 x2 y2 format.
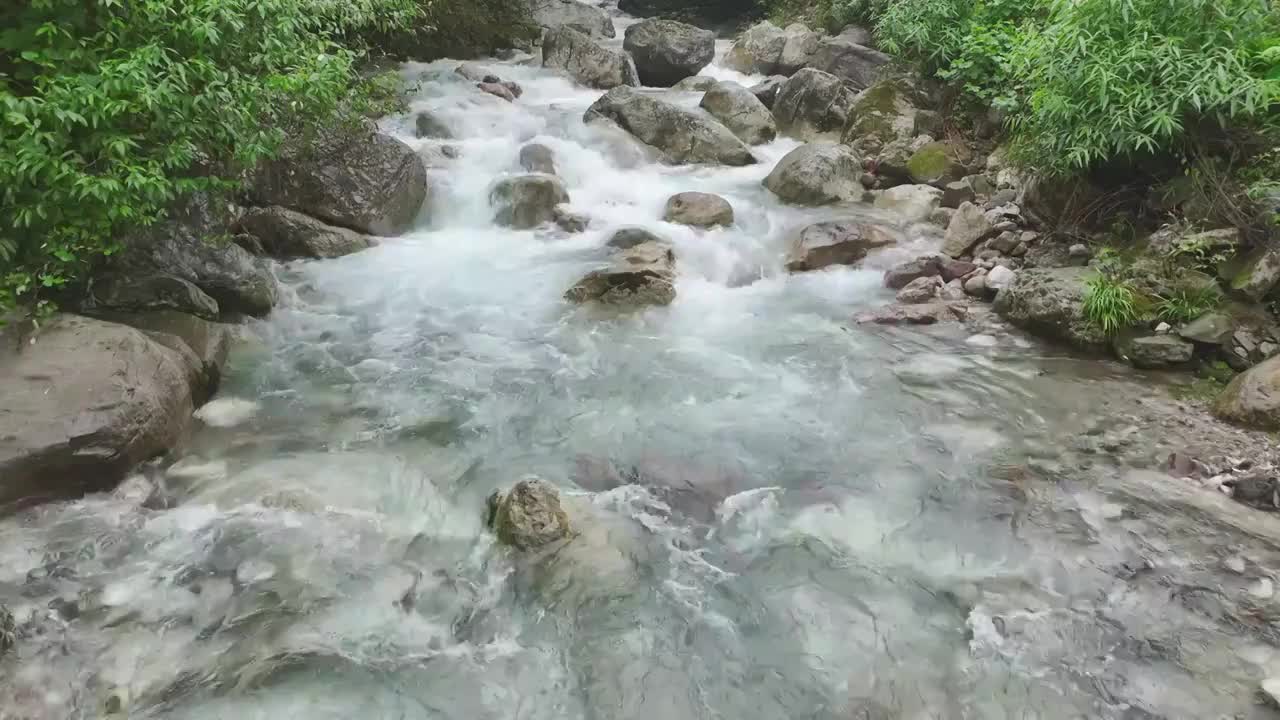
1009 0 1273 175
1083 274 1142 336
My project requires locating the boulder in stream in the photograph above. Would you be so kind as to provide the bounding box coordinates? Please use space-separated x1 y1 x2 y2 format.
672 76 717 91
607 226 667 249
414 110 452 139
941 202 996 258
623 19 715 87
490 174 571 229
487 478 573 550
237 206 373 260
806 35 890 89
786 220 895 272
542 26 639 89
773 68 858 141
699 80 777 145
528 0 615 37
566 240 676 307
993 266 1106 349
0 315 204 509
249 122 426 236
841 74 930 155
873 184 943 223
723 21 788 75
519 143 558 175
763 142 863 205
1113 332 1194 369
1214 355 1280 429
585 86 756 166
748 75 788 109
663 192 734 228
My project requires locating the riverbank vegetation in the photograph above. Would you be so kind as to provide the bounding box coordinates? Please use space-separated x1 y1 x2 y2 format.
0 0 531 318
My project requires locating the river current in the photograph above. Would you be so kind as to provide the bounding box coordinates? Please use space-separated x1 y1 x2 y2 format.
3 11 1280 720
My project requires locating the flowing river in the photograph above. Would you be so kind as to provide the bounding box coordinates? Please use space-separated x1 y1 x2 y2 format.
4 13 1280 720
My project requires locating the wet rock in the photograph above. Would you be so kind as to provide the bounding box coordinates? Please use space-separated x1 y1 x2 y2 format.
855 302 965 325
1179 312 1235 345
112 474 160 508
97 310 233 403
1113 333 1194 369
939 258 976 282
663 192 734 228
806 35 890 89
237 206 373 260
1225 470 1279 509
906 141 962 185
762 142 863 205
477 81 517 102
566 240 677 307
786 220 895 272
607 226 667 249
1221 246 1280 302
941 180 975 209
585 86 756 166
487 478 574 550
455 62 492 81
623 19 715 87
84 274 221 321
0 315 203 508
672 75 717 91
929 206 957 228
896 276 941 304
841 74 927 154
250 123 426 236
699 80 777 145
723 21 788 75
1214 355 1280 429
984 264 1016 293
873 184 942 223
553 206 589 233
748 75 788 109
490 174 570 229
98 195 277 317
528 0 615 37
543 26 639 89
773 68 858 141
942 202 997 259
993 267 1106 349
414 111 452 139
884 256 941 289
519 143 558 175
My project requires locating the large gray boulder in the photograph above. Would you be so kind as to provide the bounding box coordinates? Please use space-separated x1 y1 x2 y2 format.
490 174 570 228
1215 355 1280 429
543 26 639 89
806 36 890 89
100 194 278 317
237 206 373 260
663 192 733 228
250 123 427 236
778 23 822 75
749 75 789 109
0 315 203 508
941 202 996 258
873 184 943 223
763 143 863 205
528 0 615 37
785 220 895 272
585 87 756 166
723 21 788 74
699 81 777 145
623 19 715 87
841 74 929 155
773 69 858 141
993 267 1107 349
487 478 573 550
566 240 676 307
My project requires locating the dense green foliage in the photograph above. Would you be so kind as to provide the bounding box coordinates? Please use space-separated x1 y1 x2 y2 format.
0 0 528 317
1083 275 1141 336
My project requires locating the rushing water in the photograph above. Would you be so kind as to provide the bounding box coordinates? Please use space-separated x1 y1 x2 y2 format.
4 12 1280 720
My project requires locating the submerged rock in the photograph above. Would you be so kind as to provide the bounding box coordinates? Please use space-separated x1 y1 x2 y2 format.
773 68 858 141
414 110 452 139
543 26 639 89
519 143 558 175
490 174 570 228
623 19 715 87
763 143 863 205
1214 355 1280 429
585 86 756 166
786 220 895 272
487 478 573 550
748 75 788 109
1113 333 1195 369
663 191 734 228
0 315 203 508
855 302 966 325
993 266 1106 349
477 81 517 102
607 226 667 249
896 276 941 304
566 241 676 307
699 81 777 145
237 206 373 260
250 123 426 236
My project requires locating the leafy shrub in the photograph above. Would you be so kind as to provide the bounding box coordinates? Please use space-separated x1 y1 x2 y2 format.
1083 274 1142 335
1008 0 1273 175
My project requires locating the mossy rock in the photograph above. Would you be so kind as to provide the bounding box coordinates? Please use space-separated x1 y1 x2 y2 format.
906 141 961 185
841 75 922 153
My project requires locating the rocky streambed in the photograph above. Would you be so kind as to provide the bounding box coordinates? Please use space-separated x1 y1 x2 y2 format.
3 3 1280 719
